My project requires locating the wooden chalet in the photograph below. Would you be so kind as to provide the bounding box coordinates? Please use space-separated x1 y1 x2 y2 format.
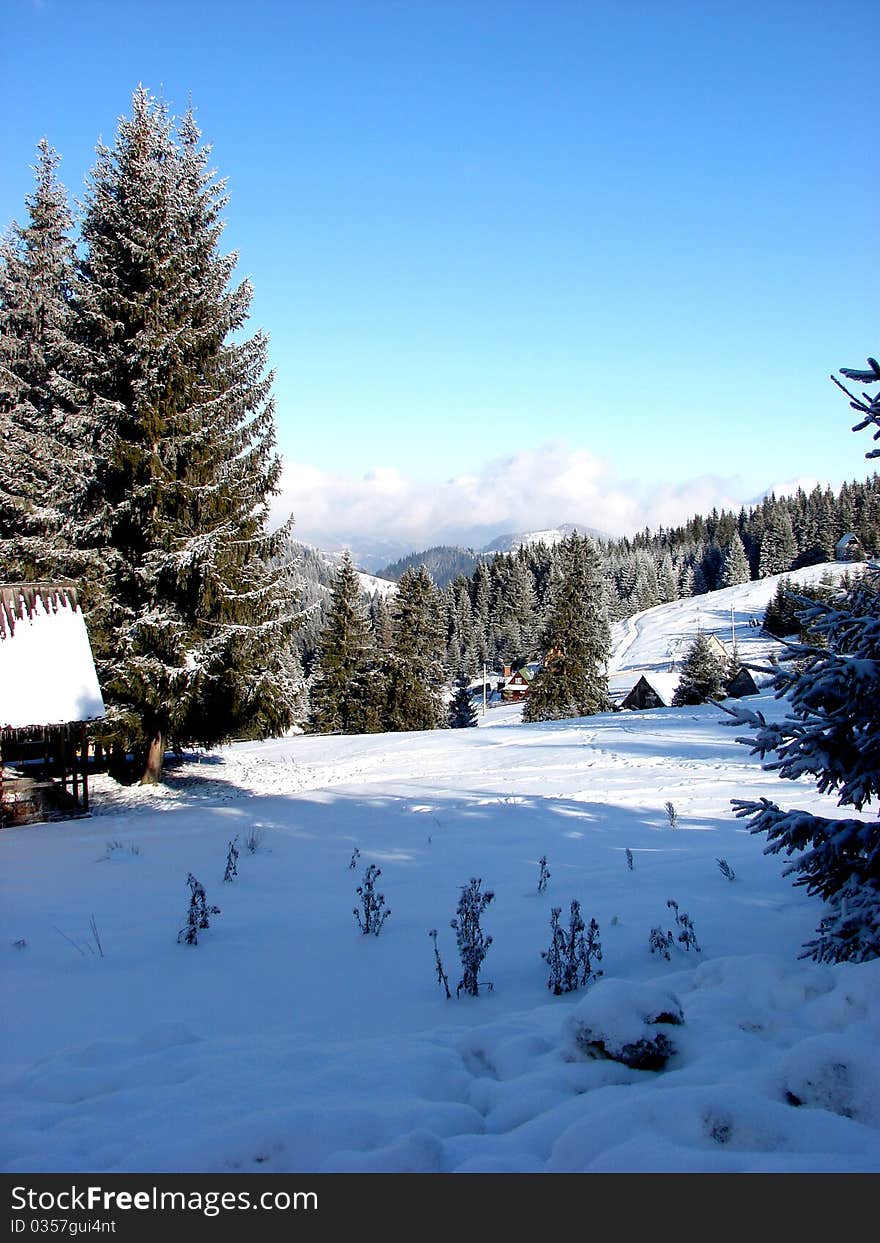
0 583 105 826
500 663 534 701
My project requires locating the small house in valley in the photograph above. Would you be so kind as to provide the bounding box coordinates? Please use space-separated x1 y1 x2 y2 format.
705 633 730 662
0 583 105 825
835 533 863 561
500 664 534 701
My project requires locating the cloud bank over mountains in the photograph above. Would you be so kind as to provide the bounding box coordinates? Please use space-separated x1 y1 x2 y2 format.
270 440 821 558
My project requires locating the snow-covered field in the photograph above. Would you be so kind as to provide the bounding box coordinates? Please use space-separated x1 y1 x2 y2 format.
2 565 879 1174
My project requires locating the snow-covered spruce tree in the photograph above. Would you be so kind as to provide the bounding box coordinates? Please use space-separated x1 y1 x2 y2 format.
718 531 751 588
678 561 696 598
471 561 492 668
523 533 611 722
671 630 729 706
726 356 880 962
369 591 394 653
75 90 299 783
496 556 539 664
450 576 478 676
448 676 478 728
310 552 381 734
657 549 678 603
380 564 445 731
758 508 797 578
0 141 90 581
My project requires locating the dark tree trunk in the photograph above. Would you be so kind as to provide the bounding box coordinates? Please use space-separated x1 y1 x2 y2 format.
140 731 165 785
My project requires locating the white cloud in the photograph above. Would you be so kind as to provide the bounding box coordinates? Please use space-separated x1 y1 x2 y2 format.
762 475 833 500
270 440 755 553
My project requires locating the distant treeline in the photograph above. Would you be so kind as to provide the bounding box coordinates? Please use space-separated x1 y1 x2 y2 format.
296 475 880 680
378 545 483 587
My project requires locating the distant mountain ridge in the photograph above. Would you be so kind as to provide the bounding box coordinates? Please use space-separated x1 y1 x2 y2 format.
296 521 610 575
481 522 607 554
372 523 610 587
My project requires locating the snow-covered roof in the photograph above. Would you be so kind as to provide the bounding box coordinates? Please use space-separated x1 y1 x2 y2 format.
0 585 105 731
619 671 680 707
705 633 730 656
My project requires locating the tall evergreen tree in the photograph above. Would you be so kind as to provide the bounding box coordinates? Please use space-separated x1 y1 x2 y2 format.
369 591 394 652
656 550 678 602
310 552 379 734
732 566 880 961
838 480 856 536
471 561 492 666
496 556 538 664
631 548 660 611
678 560 696 598
381 565 445 731
697 540 722 592
758 508 797 577
451 577 477 675
523 534 610 722
74 90 299 782
0 140 88 580
719 531 751 588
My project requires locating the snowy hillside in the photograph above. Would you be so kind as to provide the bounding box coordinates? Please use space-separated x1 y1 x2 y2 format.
608 561 862 697
2 564 879 1174
356 570 397 598
291 538 397 600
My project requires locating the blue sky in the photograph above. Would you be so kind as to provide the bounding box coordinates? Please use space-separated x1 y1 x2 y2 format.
2 0 877 550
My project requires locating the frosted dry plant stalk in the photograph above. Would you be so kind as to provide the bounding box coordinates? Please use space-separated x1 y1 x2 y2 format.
354 864 390 936
451 877 494 997
717 858 736 881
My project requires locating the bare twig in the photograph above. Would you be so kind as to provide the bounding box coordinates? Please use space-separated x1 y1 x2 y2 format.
89 915 105 958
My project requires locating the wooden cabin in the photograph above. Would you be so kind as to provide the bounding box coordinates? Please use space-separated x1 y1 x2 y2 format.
0 583 105 826
835 533 863 562
500 664 534 701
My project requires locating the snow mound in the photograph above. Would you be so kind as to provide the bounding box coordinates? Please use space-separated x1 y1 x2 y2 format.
565 978 684 1069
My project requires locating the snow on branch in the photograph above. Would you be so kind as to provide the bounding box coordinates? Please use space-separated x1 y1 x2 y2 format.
832 357 880 458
